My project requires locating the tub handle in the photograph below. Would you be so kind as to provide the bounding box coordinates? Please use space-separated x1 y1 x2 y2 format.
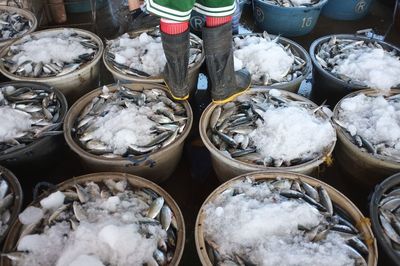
33 181 57 200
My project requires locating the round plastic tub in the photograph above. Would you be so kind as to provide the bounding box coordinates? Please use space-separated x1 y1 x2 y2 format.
195 171 378 266
309 34 400 105
370 172 400 266
253 0 328 37
1 172 185 265
0 81 68 173
0 5 38 49
332 89 400 188
0 28 104 104
64 83 193 183
199 87 336 183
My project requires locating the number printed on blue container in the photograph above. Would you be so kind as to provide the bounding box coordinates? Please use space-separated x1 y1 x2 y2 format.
301 17 313 28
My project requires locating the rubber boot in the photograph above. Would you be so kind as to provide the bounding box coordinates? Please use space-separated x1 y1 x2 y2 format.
161 30 190 100
202 22 251 104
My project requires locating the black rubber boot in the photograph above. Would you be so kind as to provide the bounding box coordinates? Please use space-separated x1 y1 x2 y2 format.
126 9 160 32
202 22 251 104
161 30 190 100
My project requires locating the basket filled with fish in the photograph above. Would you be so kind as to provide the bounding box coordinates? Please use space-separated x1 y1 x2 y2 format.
195 171 378 266
103 27 204 96
1 172 185 266
333 89 400 188
370 172 400 265
310 34 400 105
64 83 192 183
0 81 68 170
199 88 336 182
233 32 311 92
0 165 22 245
0 28 104 104
0 5 37 49
252 0 327 37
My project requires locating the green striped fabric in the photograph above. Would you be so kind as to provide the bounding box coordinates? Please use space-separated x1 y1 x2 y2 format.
146 0 235 21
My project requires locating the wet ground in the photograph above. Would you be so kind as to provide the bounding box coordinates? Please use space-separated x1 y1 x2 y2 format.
2 1 400 265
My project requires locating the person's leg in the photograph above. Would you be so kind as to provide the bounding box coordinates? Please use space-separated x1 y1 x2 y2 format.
146 0 195 100
196 0 251 104
159 18 190 100
146 0 195 22
125 0 159 32
128 0 141 10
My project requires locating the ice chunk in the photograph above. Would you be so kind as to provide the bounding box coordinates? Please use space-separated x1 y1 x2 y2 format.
0 106 32 142
250 105 336 162
40 191 65 210
335 48 400 91
233 36 294 83
90 105 157 155
338 93 400 158
19 206 44 225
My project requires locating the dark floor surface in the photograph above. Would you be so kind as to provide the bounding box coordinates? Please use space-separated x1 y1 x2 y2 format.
2 1 400 265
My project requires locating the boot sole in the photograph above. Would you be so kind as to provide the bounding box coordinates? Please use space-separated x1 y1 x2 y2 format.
212 85 250 105
165 83 189 101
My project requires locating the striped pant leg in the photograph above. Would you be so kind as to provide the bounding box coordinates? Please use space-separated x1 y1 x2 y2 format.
193 0 236 17
146 0 195 21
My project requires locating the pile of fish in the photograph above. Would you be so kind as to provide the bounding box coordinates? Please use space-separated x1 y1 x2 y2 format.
335 92 400 162
260 0 320 7
1 30 99 78
315 36 400 90
207 89 335 167
5 178 179 265
74 85 187 158
0 85 63 156
0 172 13 237
105 28 203 78
0 10 33 41
202 176 369 266
378 184 400 253
233 32 307 85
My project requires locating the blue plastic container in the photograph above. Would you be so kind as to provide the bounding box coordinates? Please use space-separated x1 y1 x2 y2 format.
322 0 374 20
253 0 328 37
